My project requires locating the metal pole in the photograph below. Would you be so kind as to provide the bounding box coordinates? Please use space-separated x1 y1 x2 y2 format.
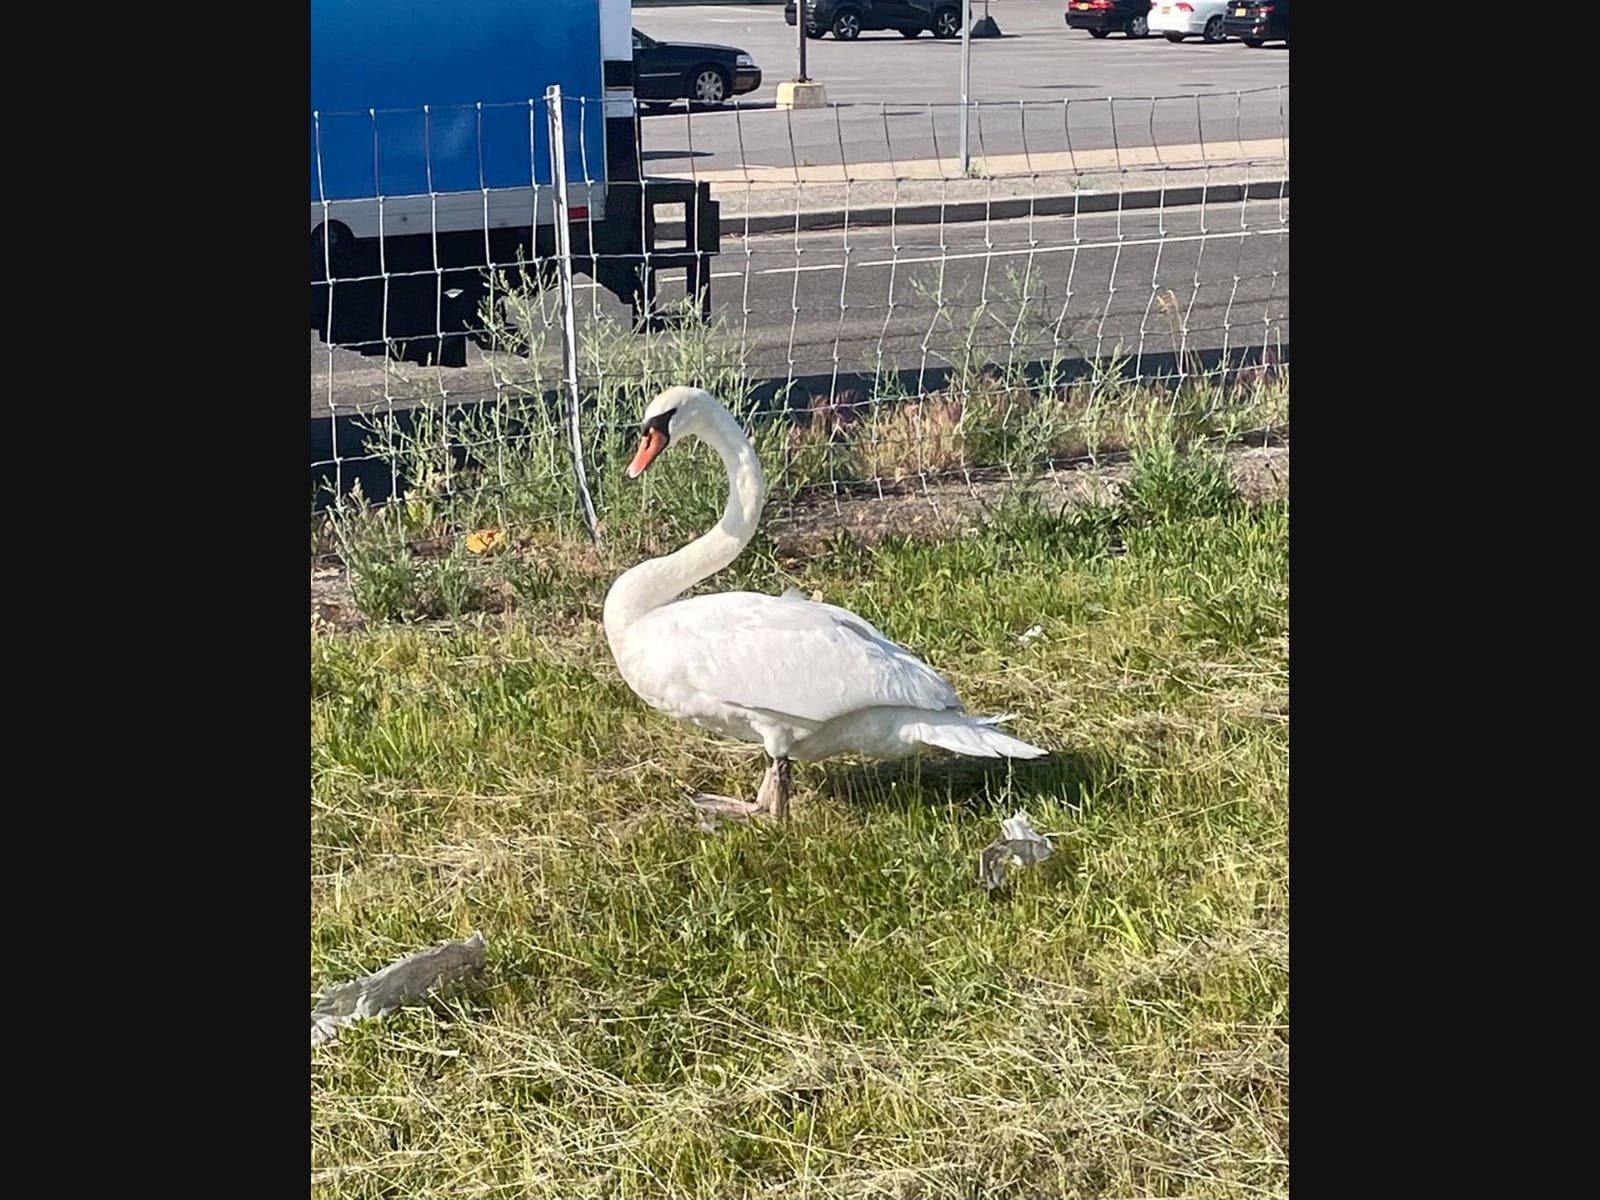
797 1 808 81
959 0 971 174
545 84 600 543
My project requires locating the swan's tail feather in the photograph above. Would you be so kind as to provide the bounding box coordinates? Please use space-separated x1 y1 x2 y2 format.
911 714 1047 759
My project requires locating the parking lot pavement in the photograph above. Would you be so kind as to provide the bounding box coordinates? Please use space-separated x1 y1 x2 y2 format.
633 1 1288 173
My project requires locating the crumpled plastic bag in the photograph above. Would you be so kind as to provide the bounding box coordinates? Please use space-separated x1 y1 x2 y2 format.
979 810 1054 891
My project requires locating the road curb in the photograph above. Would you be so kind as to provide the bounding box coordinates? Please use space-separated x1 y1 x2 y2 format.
657 178 1288 240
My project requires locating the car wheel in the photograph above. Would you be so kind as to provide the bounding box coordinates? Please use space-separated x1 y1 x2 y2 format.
832 9 862 39
1165 32 1186 42
933 6 962 38
1089 29 1110 39
1128 15 1149 37
690 67 728 104
1243 37 1263 47
899 27 921 38
1202 15 1225 42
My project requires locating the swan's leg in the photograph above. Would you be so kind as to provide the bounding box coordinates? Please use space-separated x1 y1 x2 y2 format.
755 756 792 822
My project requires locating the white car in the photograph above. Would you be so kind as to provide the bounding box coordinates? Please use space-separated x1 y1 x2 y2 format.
1149 0 1230 42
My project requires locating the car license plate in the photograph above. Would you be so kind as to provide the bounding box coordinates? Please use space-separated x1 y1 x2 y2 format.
1161 5 1171 11
1235 6 1248 13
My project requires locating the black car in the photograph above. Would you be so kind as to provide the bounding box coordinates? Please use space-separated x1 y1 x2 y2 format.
1065 0 1153 39
631 28 762 108
1222 0 1287 46
784 1 966 41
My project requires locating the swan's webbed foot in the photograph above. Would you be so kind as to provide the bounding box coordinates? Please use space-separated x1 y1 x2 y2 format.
688 791 763 830
690 757 792 829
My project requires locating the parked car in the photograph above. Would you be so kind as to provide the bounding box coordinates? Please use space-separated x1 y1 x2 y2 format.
1221 0 1287 46
1065 0 1153 39
784 1 966 40
1150 0 1229 43
632 27 761 108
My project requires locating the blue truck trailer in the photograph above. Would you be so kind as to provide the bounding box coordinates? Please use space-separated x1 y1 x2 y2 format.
311 0 720 367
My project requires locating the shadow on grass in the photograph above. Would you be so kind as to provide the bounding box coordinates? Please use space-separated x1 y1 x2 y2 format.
814 744 1122 820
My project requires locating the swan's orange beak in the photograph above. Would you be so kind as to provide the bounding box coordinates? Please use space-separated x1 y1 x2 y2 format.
626 427 668 478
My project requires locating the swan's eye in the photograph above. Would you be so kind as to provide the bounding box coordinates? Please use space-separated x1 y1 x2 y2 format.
640 408 675 436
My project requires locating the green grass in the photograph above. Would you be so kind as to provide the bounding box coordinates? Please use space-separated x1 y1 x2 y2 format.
312 423 1289 1198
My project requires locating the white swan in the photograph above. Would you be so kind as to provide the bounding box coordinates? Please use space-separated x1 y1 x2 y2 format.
603 386 1046 822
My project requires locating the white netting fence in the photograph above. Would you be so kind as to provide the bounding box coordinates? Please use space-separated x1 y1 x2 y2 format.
311 86 1286 559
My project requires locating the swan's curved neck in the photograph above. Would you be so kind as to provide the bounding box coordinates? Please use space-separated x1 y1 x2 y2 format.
603 405 765 636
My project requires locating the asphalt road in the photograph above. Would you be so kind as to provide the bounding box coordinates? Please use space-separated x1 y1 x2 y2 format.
311 195 1288 420
632 1 1289 176
664 193 1287 386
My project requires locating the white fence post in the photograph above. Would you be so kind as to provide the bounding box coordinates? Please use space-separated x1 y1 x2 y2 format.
545 83 601 543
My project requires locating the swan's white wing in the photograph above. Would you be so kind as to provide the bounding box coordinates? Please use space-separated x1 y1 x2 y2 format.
631 591 963 726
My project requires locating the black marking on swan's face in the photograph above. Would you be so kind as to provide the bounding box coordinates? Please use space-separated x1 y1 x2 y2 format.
627 408 677 478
